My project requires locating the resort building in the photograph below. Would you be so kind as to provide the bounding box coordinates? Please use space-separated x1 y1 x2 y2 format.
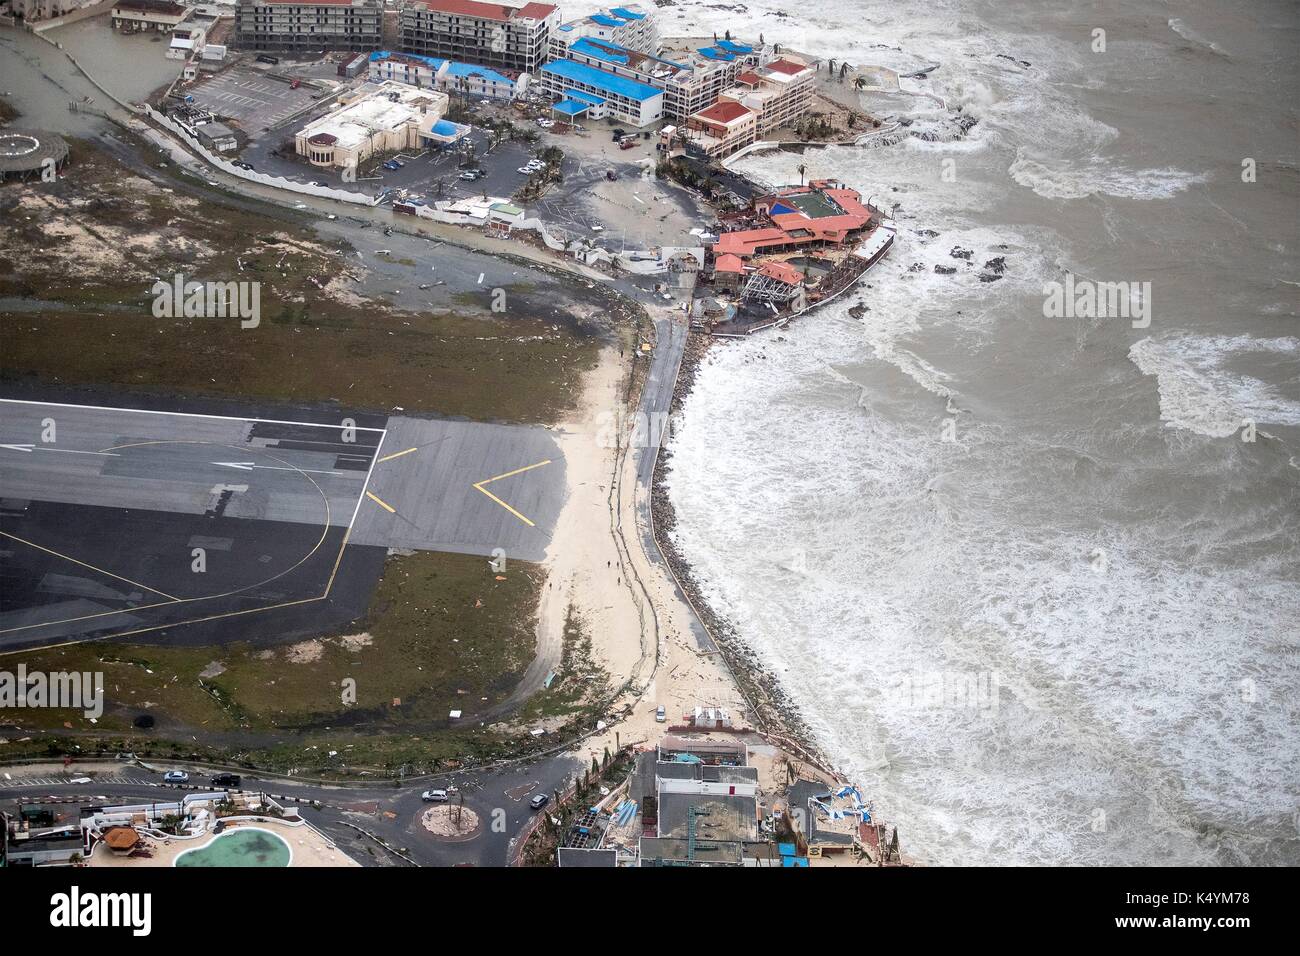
295 81 451 170
547 33 764 123
549 4 658 60
682 98 757 158
369 50 525 100
712 180 875 260
539 57 663 127
233 0 383 53
398 0 559 75
682 55 816 157
109 0 191 32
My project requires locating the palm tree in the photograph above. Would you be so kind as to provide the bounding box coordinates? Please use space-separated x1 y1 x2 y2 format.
840 63 850 81
855 75 869 91
827 59 835 75
797 162 807 185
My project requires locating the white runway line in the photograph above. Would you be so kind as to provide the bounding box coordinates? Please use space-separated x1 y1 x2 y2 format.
0 398 386 431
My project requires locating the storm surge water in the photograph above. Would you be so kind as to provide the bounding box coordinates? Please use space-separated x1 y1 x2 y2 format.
653 0 1300 864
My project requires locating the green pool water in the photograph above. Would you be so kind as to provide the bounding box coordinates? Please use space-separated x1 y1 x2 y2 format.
175 828 291 867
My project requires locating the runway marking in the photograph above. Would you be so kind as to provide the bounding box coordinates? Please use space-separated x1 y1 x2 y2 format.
0 531 181 601
212 460 357 477
0 398 386 432
472 459 552 528
365 491 396 513
377 447 418 463
0 422 392 643
0 444 119 457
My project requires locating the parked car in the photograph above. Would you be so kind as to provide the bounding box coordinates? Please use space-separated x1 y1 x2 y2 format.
611 128 626 141
289 78 301 89
655 705 667 722
163 770 189 784
210 773 241 787
529 793 550 810
422 789 449 802
67 776 93 785
233 160 254 171
517 166 534 174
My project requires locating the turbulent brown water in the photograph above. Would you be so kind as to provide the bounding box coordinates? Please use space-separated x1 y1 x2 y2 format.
658 0 1300 865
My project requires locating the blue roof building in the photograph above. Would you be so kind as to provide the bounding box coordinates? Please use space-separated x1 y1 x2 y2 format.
538 58 664 126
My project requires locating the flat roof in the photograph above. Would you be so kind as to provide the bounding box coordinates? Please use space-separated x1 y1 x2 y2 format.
552 98 589 115
541 59 662 102
411 0 555 21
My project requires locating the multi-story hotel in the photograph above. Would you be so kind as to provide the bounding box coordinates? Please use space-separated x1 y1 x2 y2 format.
539 57 663 127
553 34 758 122
399 0 558 75
548 4 658 60
683 55 816 157
233 0 382 52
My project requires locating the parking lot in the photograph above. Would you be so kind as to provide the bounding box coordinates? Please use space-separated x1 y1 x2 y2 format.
187 66 322 132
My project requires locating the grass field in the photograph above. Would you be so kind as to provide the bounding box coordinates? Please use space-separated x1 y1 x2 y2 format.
0 140 601 425
2 551 547 771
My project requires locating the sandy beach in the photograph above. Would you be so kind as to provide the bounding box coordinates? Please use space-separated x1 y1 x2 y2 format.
532 327 821 798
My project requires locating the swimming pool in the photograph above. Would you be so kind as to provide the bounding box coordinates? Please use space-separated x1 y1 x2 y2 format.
174 827 292 867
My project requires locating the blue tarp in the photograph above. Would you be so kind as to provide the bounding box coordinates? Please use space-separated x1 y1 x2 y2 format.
717 39 753 54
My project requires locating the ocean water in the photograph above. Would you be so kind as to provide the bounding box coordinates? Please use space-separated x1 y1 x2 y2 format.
652 0 1300 864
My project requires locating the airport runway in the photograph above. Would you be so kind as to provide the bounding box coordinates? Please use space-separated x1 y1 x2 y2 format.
0 397 565 650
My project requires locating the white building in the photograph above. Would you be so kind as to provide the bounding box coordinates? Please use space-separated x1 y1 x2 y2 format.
296 81 450 170
167 24 207 59
110 0 191 32
368 50 525 100
539 57 662 127
549 4 657 59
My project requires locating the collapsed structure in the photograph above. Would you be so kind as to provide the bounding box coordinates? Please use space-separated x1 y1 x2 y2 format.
700 179 895 329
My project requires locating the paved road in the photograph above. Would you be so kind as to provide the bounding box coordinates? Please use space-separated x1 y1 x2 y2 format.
0 754 583 867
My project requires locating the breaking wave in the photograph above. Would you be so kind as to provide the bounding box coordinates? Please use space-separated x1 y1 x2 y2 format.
1129 335 1300 437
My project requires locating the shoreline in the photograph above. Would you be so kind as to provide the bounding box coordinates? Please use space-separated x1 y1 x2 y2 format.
648 330 834 775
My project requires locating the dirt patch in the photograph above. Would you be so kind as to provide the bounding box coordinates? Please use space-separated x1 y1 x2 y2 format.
420 804 482 841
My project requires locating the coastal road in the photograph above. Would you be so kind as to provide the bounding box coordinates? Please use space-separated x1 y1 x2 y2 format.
0 755 584 867
630 316 717 655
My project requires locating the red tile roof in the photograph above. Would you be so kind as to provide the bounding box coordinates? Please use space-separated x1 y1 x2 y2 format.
765 58 810 76
736 70 761 85
694 100 753 125
516 1 556 17
713 253 745 273
713 227 791 257
757 260 804 285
